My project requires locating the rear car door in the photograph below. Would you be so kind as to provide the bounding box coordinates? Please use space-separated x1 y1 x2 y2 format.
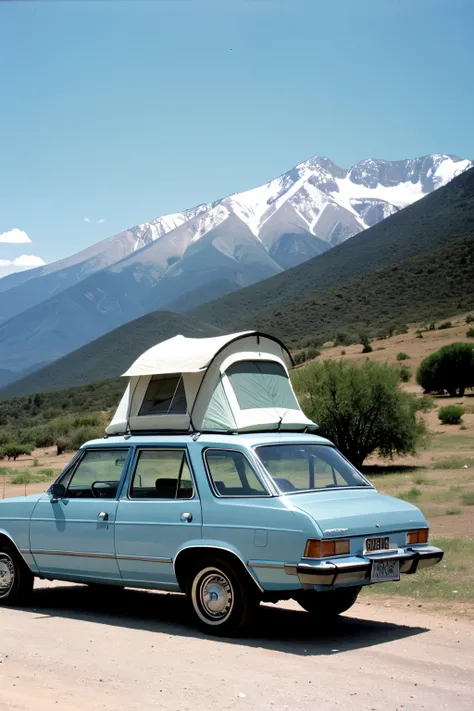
115 447 202 588
29 447 130 581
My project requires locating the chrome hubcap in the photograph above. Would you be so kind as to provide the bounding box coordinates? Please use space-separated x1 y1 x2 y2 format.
0 554 15 597
193 568 234 625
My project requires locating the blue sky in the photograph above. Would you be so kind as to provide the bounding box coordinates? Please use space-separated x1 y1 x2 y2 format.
1 0 473 273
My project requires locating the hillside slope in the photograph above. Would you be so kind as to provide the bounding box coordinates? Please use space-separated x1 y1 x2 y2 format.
186 166 474 329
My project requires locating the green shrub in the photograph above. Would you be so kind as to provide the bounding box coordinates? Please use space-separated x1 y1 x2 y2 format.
292 360 427 467
417 342 474 396
438 405 465 425
293 351 307 365
438 321 452 330
397 352 409 361
467 328 474 338
2 442 34 461
399 365 412 383
362 344 373 354
461 492 474 506
305 346 320 361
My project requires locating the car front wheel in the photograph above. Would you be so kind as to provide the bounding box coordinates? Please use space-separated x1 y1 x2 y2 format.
0 544 34 606
186 557 259 636
295 586 361 618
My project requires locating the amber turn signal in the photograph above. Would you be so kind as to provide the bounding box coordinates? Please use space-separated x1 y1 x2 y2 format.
406 529 429 545
304 538 350 558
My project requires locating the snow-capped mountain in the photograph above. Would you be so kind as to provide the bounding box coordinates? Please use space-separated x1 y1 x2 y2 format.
0 153 471 376
130 153 472 258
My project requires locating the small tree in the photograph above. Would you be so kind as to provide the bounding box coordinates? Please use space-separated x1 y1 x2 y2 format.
397 352 409 361
417 342 474 397
292 360 428 467
438 405 464 425
467 328 474 338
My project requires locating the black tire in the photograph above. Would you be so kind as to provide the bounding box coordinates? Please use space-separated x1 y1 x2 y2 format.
186 556 260 637
0 543 34 606
295 586 361 618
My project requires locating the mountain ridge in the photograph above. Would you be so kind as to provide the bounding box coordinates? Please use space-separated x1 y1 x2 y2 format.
2 164 473 399
0 153 471 376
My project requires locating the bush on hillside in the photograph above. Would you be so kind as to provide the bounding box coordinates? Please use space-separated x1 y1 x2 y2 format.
438 405 464 425
1 443 34 461
362 344 373 354
467 328 474 338
398 365 412 383
416 342 474 397
292 360 428 467
438 321 453 330
466 315 473 324
397 352 409 361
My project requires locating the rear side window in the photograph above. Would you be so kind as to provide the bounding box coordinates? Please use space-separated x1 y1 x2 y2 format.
130 449 194 499
205 449 268 497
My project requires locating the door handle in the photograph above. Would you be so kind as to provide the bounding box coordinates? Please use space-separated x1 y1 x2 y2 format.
98 512 109 521
180 512 193 523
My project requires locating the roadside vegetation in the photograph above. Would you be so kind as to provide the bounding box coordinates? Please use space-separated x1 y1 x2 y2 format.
292 359 431 467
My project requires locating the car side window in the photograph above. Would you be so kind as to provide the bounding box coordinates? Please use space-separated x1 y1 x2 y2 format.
130 449 194 500
64 448 129 499
205 449 268 497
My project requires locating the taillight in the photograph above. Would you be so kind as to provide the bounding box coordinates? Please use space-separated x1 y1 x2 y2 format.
304 538 350 558
406 529 429 545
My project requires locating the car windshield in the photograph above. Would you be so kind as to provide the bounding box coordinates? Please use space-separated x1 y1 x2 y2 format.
255 444 370 493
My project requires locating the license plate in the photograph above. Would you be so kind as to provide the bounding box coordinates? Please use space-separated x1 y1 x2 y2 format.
365 536 390 553
371 559 400 582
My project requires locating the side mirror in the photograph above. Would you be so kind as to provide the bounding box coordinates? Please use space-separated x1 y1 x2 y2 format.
50 483 66 501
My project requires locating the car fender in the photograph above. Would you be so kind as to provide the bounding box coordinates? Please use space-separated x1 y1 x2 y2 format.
173 538 264 592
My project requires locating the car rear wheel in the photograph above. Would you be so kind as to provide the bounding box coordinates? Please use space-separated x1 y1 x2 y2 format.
295 586 361 618
186 557 259 636
0 543 34 606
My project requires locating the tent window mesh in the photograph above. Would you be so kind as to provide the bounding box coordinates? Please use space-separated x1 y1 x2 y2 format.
138 374 187 416
226 360 298 411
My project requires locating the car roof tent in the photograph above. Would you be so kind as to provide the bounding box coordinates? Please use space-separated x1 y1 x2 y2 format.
106 331 316 435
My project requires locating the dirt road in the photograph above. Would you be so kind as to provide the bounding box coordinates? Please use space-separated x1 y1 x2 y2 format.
0 581 472 711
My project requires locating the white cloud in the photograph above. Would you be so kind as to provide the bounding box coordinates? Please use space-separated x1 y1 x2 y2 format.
0 228 32 244
84 217 91 223
12 254 46 267
0 254 46 278
97 219 106 224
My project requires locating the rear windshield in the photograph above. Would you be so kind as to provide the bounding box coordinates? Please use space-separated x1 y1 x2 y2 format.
255 444 370 493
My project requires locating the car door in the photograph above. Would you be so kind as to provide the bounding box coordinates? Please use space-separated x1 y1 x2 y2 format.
115 447 202 589
29 446 130 581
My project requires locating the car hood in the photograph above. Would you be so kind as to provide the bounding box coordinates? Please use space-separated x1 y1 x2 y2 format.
288 488 426 537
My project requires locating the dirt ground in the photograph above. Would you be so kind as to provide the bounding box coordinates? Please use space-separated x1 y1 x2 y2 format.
0 581 472 711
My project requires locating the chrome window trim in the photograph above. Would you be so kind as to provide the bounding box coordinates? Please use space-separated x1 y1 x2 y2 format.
126 446 199 502
202 447 273 499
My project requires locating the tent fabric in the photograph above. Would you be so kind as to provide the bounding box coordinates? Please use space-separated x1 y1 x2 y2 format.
226 360 299 411
201 375 237 431
122 332 254 377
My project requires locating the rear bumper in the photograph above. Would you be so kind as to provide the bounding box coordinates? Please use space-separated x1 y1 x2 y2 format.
285 545 444 587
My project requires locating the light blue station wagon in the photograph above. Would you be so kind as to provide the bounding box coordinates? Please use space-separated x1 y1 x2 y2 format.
0 332 443 635
0 432 443 635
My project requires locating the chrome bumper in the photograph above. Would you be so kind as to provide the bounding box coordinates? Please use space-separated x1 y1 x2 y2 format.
285 546 444 587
